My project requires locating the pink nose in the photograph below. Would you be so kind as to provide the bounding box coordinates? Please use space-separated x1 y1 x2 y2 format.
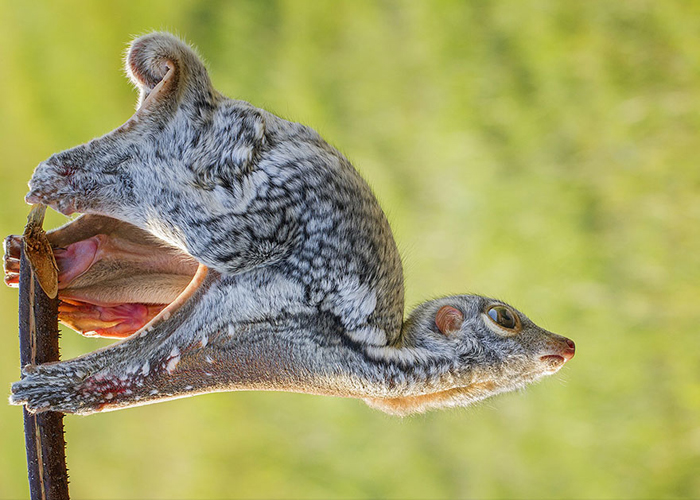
561 338 575 361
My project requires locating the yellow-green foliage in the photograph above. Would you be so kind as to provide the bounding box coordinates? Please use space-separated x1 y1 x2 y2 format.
0 1 698 498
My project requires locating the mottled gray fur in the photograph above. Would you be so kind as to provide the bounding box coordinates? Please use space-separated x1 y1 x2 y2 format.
9 33 574 416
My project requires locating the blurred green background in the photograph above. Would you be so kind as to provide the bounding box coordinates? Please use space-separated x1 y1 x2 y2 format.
1 1 699 498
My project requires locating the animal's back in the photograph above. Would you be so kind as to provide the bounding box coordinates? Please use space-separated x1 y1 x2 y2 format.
91 59 406 345
253 109 405 344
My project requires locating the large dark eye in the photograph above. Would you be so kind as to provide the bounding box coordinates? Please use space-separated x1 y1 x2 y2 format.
487 305 519 330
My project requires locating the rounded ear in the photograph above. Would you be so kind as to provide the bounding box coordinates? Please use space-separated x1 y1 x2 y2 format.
125 32 210 112
435 305 464 335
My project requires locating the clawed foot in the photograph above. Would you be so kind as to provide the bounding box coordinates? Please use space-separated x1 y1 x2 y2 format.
11 343 193 415
11 361 137 415
4 233 99 289
25 154 89 216
11 362 89 413
3 234 21 287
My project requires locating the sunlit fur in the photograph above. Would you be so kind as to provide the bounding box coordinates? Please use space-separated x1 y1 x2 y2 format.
10 33 573 416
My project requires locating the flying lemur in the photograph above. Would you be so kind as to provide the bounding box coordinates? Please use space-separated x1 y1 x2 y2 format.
6 32 575 416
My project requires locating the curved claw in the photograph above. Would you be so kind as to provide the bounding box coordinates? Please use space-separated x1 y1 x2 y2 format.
3 234 21 287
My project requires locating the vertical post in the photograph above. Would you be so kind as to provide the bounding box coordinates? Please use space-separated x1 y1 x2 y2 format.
18 205 70 500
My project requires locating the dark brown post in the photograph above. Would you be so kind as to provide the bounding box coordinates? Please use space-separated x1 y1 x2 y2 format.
18 205 70 500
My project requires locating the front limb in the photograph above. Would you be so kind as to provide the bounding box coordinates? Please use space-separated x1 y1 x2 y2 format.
11 265 214 414
9 268 323 414
24 32 281 277
10 268 436 415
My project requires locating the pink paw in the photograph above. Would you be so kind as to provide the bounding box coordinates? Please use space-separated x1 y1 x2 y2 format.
3 234 21 287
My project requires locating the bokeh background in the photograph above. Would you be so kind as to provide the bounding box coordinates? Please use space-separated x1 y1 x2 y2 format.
1 1 699 498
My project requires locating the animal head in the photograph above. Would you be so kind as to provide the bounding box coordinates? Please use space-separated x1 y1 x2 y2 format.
363 295 575 415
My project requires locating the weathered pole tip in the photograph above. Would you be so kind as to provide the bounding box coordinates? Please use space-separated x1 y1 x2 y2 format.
22 204 58 299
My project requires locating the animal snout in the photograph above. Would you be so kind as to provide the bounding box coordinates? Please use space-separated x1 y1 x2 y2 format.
561 338 575 361
539 336 575 365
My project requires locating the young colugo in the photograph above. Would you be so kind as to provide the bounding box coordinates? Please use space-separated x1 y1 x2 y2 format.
5 32 575 416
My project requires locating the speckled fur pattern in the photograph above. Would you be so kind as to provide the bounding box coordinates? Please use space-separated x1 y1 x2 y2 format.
10 32 574 416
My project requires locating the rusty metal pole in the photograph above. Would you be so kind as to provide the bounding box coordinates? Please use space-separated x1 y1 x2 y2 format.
18 205 70 500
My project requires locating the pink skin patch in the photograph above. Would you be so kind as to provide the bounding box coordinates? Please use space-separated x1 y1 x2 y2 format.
79 372 138 411
59 299 166 338
52 235 169 338
6 229 197 339
53 237 100 287
80 373 130 398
